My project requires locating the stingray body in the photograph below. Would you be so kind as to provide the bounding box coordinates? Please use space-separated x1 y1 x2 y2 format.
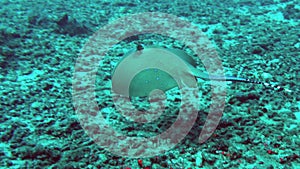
111 47 289 97
112 47 196 97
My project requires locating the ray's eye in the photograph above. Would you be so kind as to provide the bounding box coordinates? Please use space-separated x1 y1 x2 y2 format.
136 44 144 51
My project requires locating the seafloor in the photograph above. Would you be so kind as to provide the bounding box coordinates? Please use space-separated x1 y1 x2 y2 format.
0 0 299 168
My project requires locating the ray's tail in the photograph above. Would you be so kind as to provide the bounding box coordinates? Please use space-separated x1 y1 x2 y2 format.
190 66 292 93
209 75 292 93
225 76 292 93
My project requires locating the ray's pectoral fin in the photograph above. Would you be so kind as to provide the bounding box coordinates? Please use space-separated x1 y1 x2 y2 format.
187 64 210 80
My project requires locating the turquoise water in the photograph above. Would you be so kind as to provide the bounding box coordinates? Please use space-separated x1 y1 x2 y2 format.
0 0 299 168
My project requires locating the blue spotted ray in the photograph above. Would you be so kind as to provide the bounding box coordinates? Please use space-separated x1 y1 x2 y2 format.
111 46 291 97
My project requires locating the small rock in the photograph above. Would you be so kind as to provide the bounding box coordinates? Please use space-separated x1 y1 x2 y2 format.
31 101 42 109
195 151 203 166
